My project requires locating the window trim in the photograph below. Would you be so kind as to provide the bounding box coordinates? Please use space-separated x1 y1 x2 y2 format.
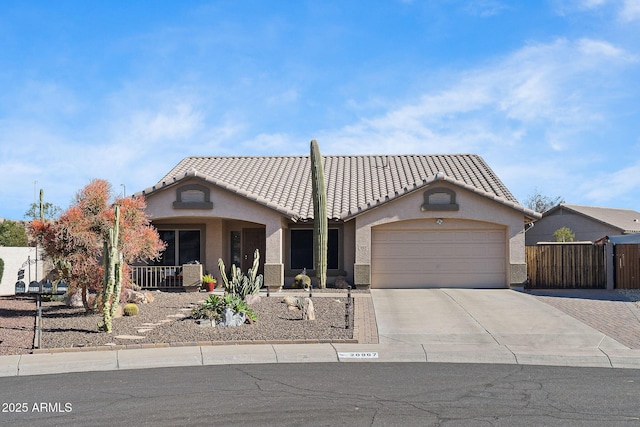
286 225 344 276
421 187 459 211
155 225 205 266
173 184 213 209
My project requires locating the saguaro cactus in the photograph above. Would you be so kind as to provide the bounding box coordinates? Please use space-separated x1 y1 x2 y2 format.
310 139 328 289
99 205 122 333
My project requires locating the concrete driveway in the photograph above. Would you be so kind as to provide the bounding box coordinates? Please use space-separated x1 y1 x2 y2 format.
371 288 627 350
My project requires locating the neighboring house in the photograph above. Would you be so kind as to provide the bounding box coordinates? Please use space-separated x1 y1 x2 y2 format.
525 204 640 246
137 154 540 289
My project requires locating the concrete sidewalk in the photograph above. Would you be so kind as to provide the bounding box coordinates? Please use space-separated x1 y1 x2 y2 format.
2 289 640 376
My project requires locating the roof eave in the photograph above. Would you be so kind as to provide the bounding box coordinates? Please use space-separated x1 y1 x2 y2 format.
136 171 302 222
341 175 541 221
543 204 633 233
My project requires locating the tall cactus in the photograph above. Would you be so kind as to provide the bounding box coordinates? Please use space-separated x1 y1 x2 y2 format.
310 139 328 289
99 205 122 333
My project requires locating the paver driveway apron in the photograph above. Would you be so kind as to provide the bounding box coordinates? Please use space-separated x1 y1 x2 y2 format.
371 289 626 348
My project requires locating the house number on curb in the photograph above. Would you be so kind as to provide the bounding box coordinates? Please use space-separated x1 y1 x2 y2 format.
338 352 379 359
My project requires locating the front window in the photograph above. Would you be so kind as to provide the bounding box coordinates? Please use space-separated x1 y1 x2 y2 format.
290 228 339 270
156 229 201 266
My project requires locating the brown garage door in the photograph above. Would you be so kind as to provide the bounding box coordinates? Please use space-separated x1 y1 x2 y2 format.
371 228 506 288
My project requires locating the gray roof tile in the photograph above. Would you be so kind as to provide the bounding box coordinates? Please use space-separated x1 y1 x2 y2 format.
546 204 640 234
147 154 535 221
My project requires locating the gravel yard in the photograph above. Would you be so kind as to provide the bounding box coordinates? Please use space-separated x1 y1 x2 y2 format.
1 291 355 355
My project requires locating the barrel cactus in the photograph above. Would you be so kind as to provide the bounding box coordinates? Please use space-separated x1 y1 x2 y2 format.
123 303 139 317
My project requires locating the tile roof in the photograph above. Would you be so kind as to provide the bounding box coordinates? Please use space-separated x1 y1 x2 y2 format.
142 154 538 221
545 204 640 234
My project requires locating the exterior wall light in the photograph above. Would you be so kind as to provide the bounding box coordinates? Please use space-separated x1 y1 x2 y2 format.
436 218 444 225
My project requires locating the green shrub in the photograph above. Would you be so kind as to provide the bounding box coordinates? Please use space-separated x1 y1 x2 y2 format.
553 226 575 242
192 293 257 323
0 221 29 247
123 303 139 316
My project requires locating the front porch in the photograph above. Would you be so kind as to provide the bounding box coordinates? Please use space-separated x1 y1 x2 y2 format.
130 263 203 291
146 216 285 290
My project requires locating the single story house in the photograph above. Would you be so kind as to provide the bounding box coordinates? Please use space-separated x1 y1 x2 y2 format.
525 204 640 246
136 154 540 289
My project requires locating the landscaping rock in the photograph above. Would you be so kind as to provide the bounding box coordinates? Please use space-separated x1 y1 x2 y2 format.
334 276 350 289
283 296 298 306
123 289 152 304
219 308 246 327
245 294 261 305
113 304 123 318
303 298 316 321
65 291 83 308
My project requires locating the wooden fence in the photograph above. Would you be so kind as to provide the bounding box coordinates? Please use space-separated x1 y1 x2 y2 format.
615 244 640 289
526 244 606 289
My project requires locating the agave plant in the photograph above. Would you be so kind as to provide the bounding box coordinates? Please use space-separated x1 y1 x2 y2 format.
191 294 225 321
191 293 257 323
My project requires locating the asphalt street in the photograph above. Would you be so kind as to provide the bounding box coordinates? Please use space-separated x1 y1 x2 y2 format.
2 363 640 426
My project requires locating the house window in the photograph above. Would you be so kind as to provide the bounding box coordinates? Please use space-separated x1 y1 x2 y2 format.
156 230 201 266
290 229 339 270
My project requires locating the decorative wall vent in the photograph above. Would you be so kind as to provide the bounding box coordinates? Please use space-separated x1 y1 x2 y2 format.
421 187 459 211
173 184 213 209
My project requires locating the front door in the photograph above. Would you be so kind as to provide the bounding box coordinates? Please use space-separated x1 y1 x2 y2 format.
242 228 266 274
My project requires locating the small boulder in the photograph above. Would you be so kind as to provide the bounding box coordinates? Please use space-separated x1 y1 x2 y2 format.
334 276 350 289
245 294 261 305
65 291 83 308
283 296 298 306
113 304 123 318
123 289 150 304
303 298 316 321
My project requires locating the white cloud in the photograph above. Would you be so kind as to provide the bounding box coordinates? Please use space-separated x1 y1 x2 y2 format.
582 161 640 203
620 0 640 21
463 0 509 17
128 103 203 143
554 0 640 21
319 37 635 156
578 38 636 60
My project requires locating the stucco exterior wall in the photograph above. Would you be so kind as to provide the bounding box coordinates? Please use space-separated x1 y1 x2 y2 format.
352 182 526 286
144 179 286 287
0 247 41 296
525 212 619 245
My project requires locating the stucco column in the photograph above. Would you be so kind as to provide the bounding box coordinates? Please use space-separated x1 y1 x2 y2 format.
509 224 527 287
264 220 284 290
353 222 371 288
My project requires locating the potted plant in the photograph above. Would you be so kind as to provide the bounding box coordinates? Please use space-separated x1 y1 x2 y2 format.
202 274 217 292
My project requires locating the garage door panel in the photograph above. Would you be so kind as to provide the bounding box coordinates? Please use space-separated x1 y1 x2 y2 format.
372 226 506 289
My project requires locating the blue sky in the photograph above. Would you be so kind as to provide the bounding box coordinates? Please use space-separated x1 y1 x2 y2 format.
1 0 639 220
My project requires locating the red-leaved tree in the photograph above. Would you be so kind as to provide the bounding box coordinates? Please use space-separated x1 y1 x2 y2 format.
30 179 165 312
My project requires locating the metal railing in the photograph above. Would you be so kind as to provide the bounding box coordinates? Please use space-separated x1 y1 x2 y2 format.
130 265 184 289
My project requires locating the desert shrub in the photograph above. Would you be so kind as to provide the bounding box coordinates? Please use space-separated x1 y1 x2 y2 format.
192 293 257 323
